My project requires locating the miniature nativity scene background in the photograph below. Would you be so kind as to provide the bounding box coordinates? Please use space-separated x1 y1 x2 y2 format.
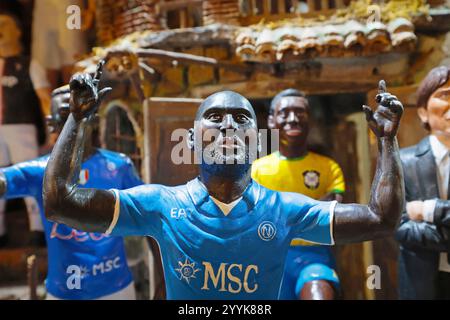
2 0 450 300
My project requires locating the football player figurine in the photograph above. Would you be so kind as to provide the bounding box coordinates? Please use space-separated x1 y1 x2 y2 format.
0 2 52 247
252 89 343 300
0 81 143 299
44 61 404 299
397 66 450 299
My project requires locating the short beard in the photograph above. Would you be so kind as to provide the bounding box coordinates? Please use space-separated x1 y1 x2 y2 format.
201 145 251 178
201 161 251 179
204 146 247 165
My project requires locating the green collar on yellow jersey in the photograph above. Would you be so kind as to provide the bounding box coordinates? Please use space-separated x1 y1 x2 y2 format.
276 151 309 161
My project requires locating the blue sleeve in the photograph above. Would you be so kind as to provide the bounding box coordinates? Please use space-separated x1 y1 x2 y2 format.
107 184 165 238
295 263 340 297
1 161 44 199
285 193 335 245
121 158 144 189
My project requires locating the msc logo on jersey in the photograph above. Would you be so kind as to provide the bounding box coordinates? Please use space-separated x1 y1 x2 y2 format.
303 170 320 190
202 262 259 294
176 258 200 284
258 221 276 241
176 258 259 294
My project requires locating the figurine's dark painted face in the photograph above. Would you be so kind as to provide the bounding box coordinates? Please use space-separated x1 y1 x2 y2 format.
47 89 71 134
269 96 309 148
418 79 450 136
192 91 258 169
0 15 21 48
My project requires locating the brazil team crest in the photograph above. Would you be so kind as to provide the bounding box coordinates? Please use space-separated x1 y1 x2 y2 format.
303 170 320 190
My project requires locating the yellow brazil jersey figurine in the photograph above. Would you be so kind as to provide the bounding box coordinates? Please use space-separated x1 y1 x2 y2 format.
252 151 345 201
252 89 344 300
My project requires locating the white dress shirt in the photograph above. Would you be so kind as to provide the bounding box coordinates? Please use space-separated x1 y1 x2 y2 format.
427 135 450 272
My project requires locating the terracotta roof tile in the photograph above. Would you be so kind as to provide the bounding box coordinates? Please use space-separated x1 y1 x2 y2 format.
235 17 417 62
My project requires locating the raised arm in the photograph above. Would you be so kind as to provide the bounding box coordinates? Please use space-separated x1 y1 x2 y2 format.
333 81 405 244
43 61 115 233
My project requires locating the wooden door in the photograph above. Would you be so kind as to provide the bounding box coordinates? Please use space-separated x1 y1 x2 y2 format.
330 112 373 299
143 97 203 299
143 97 203 185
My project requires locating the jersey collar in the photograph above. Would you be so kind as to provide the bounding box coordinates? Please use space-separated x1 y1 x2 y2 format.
186 177 261 216
277 151 308 161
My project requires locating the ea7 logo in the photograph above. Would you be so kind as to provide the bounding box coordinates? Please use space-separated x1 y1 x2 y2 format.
170 208 189 219
258 221 276 241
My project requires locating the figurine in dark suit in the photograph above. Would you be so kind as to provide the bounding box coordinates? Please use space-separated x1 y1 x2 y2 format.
397 66 450 299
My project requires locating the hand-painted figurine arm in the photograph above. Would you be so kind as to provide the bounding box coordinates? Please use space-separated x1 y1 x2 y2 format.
333 80 405 244
44 61 115 233
300 281 335 300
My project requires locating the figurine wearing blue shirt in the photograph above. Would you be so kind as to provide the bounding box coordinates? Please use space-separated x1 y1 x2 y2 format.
44 61 405 300
0 85 143 299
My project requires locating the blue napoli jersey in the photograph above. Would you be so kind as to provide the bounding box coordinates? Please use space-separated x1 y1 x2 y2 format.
108 178 335 299
279 245 339 300
1 149 143 299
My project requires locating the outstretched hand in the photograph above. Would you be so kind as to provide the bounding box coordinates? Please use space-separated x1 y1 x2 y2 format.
363 80 403 139
69 60 112 121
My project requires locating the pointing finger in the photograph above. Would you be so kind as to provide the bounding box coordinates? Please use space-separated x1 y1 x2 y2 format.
362 105 374 122
93 60 106 86
378 80 387 94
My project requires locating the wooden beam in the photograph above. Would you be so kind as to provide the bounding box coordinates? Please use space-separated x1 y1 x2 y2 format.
238 8 336 25
190 79 387 98
263 0 272 15
105 48 253 75
179 8 188 28
278 0 286 14
251 0 258 15
147 97 204 104
335 0 345 8
307 0 315 12
321 0 329 10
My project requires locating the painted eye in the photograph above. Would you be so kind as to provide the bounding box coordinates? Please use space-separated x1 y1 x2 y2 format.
207 113 222 122
235 114 249 123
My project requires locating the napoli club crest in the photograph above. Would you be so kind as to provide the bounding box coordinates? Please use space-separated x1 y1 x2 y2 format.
303 170 320 190
258 221 276 241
